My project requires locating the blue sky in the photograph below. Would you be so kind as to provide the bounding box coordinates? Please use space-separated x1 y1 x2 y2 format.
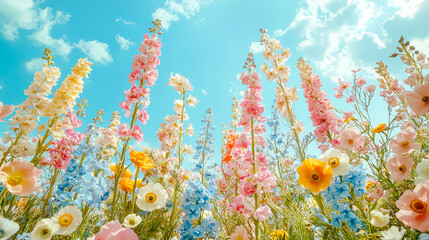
0 0 428 166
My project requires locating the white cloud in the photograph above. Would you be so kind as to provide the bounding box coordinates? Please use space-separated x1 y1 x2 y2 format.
201 89 207 95
24 58 45 72
115 34 135 50
152 0 212 30
411 36 429 53
115 17 136 25
76 40 113 65
249 41 265 54
0 0 36 40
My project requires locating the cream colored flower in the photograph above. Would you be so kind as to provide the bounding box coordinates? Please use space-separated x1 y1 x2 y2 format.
30 218 59 240
370 210 389 227
123 213 142 228
136 183 168 212
0 216 19 240
319 148 351 176
51 205 83 235
380 226 405 240
416 160 429 184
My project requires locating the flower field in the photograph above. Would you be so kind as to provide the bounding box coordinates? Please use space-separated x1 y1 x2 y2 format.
1 19 429 240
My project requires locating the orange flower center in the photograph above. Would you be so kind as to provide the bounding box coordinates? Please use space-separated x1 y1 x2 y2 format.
348 139 354 145
236 236 243 240
401 142 410 148
398 165 407 173
422 96 429 103
410 199 427 214
58 214 74 227
145 192 157 203
7 173 23 186
328 157 340 168
311 173 321 182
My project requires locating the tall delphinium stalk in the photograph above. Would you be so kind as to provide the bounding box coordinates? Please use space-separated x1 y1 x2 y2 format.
158 73 198 239
259 29 308 161
109 19 162 220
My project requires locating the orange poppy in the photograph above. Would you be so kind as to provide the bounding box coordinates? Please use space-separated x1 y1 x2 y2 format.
297 158 333 194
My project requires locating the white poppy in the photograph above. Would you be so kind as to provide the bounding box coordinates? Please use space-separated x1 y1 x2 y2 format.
416 160 429 184
370 210 389 228
136 183 168 212
380 226 406 240
123 213 142 228
51 205 83 235
30 218 59 240
0 216 19 240
319 148 351 176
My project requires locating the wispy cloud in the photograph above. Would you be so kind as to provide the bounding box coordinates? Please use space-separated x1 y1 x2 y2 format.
115 34 135 50
249 41 264 54
24 58 45 72
75 40 113 65
152 0 212 30
115 17 136 25
201 89 207 95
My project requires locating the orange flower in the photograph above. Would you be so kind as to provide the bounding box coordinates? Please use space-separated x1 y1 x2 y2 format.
130 151 155 170
297 158 333 194
120 178 134 193
222 130 237 164
372 123 386 133
110 164 132 179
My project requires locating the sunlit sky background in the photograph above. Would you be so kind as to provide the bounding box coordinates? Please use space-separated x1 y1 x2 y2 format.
0 0 428 167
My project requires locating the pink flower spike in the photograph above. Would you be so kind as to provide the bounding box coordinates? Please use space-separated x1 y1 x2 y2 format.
386 155 413 181
117 123 130 138
395 181 429 232
131 125 143 142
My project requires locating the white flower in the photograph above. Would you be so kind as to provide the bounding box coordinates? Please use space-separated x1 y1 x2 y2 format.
0 216 19 240
136 183 168 212
30 218 59 240
380 226 406 240
319 148 351 176
51 205 83 235
123 213 142 228
187 95 198 107
416 160 429 184
370 210 389 228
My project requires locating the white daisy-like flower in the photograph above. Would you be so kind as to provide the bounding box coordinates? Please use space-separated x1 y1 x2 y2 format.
51 205 83 235
0 216 19 240
30 218 59 240
319 148 351 176
136 183 168 212
380 226 406 240
123 213 142 228
416 160 429 184
370 210 390 228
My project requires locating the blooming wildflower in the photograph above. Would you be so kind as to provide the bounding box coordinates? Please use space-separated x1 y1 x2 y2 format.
297 158 333 195
30 218 59 240
372 123 386 133
270 229 288 240
230 225 249 240
395 181 429 232
416 160 429 184
130 150 154 170
403 83 429 116
87 220 138 240
0 216 19 240
110 164 133 179
136 183 168 211
319 148 350 177
120 177 135 193
365 84 376 92
51 205 83 236
389 126 421 155
0 159 42 196
254 205 272 222
339 127 365 152
380 226 406 240
343 165 367 197
0 102 14 122
370 210 389 228
386 155 413 181
123 214 142 228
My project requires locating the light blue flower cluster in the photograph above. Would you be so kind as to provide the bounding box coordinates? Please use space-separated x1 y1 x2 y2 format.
193 108 215 172
323 166 367 232
16 233 30 240
266 106 288 165
178 180 219 239
52 126 110 209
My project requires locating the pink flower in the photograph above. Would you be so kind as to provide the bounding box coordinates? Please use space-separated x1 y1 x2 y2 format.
365 84 376 93
389 126 421 155
117 123 130 138
230 225 249 240
88 220 138 240
346 95 356 103
386 155 413 181
130 125 143 141
143 69 158 87
403 83 429 116
395 181 429 232
254 205 272 222
355 77 366 87
0 102 14 122
240 181 256 196
0 159 42 196
339 127 365 152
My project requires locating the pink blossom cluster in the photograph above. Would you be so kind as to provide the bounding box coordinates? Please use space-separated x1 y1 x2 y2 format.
117 123 143 142
45 112 85 169
297 58 339 144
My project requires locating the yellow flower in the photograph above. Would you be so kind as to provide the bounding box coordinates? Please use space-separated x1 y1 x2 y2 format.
297 158 333 194
110 164 133 179
270 229 288 240
119 178 134 193
372 123 386 133
130 150 155 170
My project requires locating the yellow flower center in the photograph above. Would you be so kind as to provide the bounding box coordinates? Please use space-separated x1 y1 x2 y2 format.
328 157 340 168
41 228 50 236
236 236 243 240
129 219 136 226
348 139 354 145
145 192 157 203
58 214 74 227
7 173 23 186
410 199 427 214
401 141 410 148
311 173 321 182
